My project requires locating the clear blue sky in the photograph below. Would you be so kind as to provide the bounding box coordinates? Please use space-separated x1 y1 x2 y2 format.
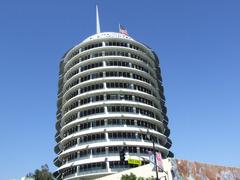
0 0 239 179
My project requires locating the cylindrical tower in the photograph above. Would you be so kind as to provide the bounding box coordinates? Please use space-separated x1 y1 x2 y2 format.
54 32 173 180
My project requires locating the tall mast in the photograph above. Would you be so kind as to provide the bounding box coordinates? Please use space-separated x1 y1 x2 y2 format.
96 5 101 34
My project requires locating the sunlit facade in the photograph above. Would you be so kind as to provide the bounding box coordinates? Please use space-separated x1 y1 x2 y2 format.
53 32 173 180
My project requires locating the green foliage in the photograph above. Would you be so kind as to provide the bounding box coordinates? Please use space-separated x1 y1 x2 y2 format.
145 176 155 180
26 164 53 180
121 173 155 180
137 176 155 180
121 173 137 180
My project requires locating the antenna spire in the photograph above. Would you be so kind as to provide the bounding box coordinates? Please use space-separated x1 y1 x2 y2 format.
96 5 101 34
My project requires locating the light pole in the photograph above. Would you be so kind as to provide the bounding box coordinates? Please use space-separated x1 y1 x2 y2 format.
147 129 159 180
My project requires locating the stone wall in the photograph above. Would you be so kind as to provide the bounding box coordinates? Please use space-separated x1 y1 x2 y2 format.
171 159 240 180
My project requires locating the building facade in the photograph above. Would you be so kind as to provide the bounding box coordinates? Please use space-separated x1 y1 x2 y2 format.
54 32 173 179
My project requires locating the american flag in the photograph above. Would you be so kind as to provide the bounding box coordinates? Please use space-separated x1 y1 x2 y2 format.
119 24 128 35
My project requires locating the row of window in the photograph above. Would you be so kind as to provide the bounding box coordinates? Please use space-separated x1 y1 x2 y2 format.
64 104 158 125
79 107 104 118
107 94 131 101
62 146 161 165
106 60 129 67
105 41 128 47
108 132 162 142
66 58 155 84
106 71 130 78
105 41 146 56
63 119 162 138
65 79 79 92
107 106 133 113
136 107 155 118
64 133 105 150
66 49 154 73
82 43 102 51
61 161 141 178
63 131 163 151
65 113 78 125
66 69 79 80
79 133 106 146
64 139 77 150
65 69 154 93
63 120 105 137
64 90 157 113
66 83 104 101
80 72 103 83
65 82 155 102
81 61 103 72
67 40 146 63
62 166 77 177
64 93 156 114
80 83 104 94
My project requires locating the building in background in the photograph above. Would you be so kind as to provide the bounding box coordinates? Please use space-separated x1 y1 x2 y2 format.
53 6 173 180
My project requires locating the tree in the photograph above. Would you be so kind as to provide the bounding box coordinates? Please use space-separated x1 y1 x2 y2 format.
121 173 137 180
121 173 155 180
26 164 53 180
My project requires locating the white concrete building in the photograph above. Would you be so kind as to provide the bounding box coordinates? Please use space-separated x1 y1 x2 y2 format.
53 7 173 180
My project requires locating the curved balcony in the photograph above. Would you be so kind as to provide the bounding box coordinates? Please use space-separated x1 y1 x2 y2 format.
64 66 158 92
64 45 156 73
54 144 61 154
62 76 159 102
164 127 170 137
55 131 61 143
164 138 172 149
54 157 62 167
168 151 174 158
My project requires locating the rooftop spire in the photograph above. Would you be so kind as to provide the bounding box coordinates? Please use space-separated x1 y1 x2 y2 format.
96 5 101 34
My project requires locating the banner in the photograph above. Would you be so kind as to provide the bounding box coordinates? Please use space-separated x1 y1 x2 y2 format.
148 151 163 172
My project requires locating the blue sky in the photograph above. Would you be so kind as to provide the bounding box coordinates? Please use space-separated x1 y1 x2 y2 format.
0 0 240 179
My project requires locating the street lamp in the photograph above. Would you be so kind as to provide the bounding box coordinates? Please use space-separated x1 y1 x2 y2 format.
146 129 159 180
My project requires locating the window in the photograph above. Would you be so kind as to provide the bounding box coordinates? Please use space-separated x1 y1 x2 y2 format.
108 106 133 113
80 83 104 94
79 107 104 118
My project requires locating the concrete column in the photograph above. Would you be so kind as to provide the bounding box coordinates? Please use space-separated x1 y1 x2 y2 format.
132 95 135 101
103 82 107 89
137 147 140 156
105 147 109 155
76 166 80 176
104 93 107 101
129 62 132 68
90 149 93 159
133 107 136 114
130 83 134 89
105 131 109 142
103 56 106 65
77 151 80 159
134 119 138 126
104 106 108 114
106 161 111 173
104 119 108 126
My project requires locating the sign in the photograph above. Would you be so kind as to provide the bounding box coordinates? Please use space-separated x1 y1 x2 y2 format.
128 158 142 165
